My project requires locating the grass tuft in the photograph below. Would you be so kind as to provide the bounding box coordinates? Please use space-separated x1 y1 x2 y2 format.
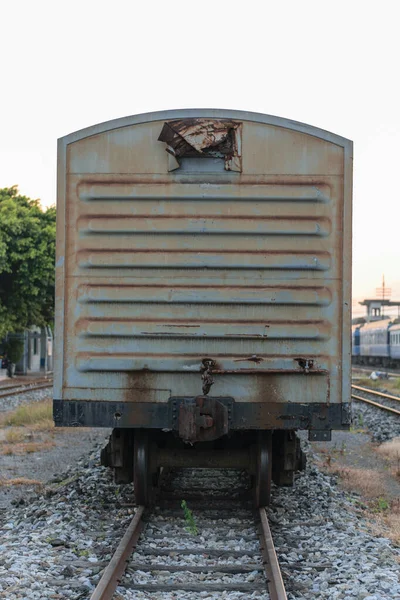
0 477 42 487
319 446 400 545
372 499 400 546
0 440 55 455
332 466 387 498
355 378 382 389
0 399 53 429
376 438 400 478
4 428 26 443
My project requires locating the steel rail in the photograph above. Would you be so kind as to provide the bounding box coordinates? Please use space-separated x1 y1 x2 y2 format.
90 505 145 600
258 507 288 600
0 377 53 391
352 384 400 404
0 383 53 399
352 393 400 416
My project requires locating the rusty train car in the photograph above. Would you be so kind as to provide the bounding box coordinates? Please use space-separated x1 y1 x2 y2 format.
53 109 353 506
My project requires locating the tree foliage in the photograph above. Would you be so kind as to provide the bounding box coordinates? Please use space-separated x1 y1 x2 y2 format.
0 186 56 339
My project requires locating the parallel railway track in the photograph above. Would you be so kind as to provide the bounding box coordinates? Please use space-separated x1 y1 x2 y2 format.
90 469 287 600
351 384 400 416
0 378 53 400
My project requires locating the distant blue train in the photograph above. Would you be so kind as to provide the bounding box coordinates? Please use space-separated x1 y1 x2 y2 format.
352 318 400 367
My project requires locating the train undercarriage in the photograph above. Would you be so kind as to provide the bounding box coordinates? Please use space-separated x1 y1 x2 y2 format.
352 356 400 368
56 394 349 507
101 427 307 507
55 395 348 508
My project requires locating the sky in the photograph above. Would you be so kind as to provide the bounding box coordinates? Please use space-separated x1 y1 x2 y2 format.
1 0 399 318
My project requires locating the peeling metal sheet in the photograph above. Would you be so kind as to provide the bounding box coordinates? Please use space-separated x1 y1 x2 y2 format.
158 119 242 172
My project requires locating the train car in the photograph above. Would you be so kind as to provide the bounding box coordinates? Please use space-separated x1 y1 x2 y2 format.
358 319 391 366
389 322 400 364
53 109 353 506
351 323 363 361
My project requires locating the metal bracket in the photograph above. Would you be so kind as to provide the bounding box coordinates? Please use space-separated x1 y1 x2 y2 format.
176 396 230 443
296 358 314 374
308 429 331 442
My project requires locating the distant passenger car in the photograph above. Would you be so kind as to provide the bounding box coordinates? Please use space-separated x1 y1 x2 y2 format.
358 319 390 365
352 318 400 368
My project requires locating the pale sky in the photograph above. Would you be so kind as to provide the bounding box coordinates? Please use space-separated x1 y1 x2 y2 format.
1 0 399 317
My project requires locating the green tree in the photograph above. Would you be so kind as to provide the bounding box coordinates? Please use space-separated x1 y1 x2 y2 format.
0 186 56 339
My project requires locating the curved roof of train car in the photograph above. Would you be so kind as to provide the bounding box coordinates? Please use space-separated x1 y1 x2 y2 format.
58 109 353 150
359 319 392 333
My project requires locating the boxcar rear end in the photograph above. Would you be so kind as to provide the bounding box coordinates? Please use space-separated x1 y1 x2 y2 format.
54 109 352 505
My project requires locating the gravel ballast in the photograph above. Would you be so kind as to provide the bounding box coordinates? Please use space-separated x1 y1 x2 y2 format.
1 383 399 599
352 398 400 442
271 466 400 599
0 387 52 414
0 447 399 599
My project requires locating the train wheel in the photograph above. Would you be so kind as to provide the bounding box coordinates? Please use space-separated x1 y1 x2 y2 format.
134 430 151 506
255 431 272 507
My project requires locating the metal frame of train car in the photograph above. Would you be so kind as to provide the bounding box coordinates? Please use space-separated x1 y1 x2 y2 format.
53 109 353 506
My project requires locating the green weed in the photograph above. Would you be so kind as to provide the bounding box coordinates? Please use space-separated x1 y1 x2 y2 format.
181 499 198 535
375 497 389 512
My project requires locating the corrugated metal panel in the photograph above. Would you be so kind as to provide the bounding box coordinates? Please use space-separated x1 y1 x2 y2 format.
69 182 338 369
55 110 352 409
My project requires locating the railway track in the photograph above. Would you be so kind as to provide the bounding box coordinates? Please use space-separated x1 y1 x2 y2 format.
351 384 400 416
0 378 53 400
90 469 287 600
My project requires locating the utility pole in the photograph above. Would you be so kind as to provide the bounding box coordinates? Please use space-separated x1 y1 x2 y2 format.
376 275 391 318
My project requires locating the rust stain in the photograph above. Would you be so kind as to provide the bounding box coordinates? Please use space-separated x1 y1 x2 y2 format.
140 332 202 336
211 369 327 374
77 175 334 187
233 355 264 364
224 333 264 337
162 324 201 328
124 371 151 403
78 317 329 325
79 248 330 255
